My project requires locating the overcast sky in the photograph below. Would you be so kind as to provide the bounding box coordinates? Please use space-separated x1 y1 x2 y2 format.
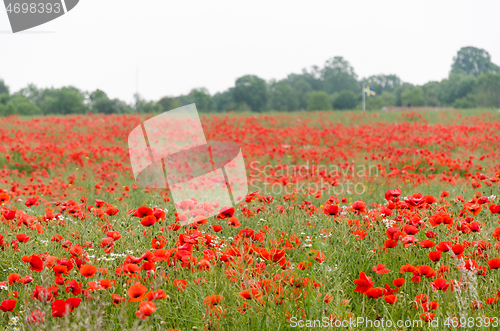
1 0 499 103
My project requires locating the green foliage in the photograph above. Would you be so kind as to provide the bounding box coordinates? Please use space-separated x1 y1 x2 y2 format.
438 74 477 105
332 90 358 110
189 88 213 112
401 87 424 106
233 75 268 112
269 80 299 111
307 91 332 110
450 46 499 77
40 87 88 115
0 78 9 95
133 93 161 114
157 96 183 112
212 89 236 112
0 94 41 116
474 73 500 108
362 74 402 93
321 56 359 94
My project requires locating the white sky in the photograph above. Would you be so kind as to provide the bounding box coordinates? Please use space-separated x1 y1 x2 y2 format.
1 0 499 103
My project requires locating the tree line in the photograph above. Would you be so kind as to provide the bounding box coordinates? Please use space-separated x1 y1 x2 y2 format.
1 46 500 116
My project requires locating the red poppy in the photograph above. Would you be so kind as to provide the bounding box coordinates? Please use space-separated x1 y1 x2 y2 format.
140 215 157 227
135 301 157 319
372 264 390 275
430 278 449 292
353 272 374 294
428 251 442 262
128 283 147 302
0 300 16 312
487 258 500 269
80 264 98 277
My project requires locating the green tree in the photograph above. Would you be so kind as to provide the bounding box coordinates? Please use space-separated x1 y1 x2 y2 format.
17 84 42 107
401 87 424 107
422 82 440 106
0 79 9 95
450 46 499 77
40 87 88 114
189 88 213 112
332 90 358 110
474 73 500 108
233 75 268 112
157 96 182 112
307 91 332 111
321 56 359 94
285 74 313 110
269 80 299 111
134 93 161 113
438 74 477 105
212 89 236 112
394 83 414 106
362 74 402 93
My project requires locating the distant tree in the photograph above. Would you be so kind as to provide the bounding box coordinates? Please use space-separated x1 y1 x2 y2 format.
89 89 108 102
474 73 500 108
307 91 332 111
451 47 499 77
40 87 88 115
189 88 213 112
212 89 236 112
394 83 414 106
157 96 182 112
438 74 476 105
0 94 41 116
362 74 402 93
269 80 299 111
17 84 42 107
332 90 358 110
401 87 424 107
321 56 359 94
285 74 313 109
0 79 9 95
233 75 268 112
421 82 440 106
134 93 161 113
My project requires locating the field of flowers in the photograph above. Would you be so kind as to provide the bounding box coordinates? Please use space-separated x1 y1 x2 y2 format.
2 108 500 330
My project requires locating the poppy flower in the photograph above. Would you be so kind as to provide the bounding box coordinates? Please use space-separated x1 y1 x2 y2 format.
51 298 81 317
15 233 31 243
384 294 397 304
173 279 188 291
146 289 168 301
487 258 500 269
65 280 82 295
420 240 435 248
80 264 98 277
430 278 449 292
25 254 44 272
26 310 45 324
135 301 157 320
203 294 223 308
393 278 405 287
140 215 157 227
0 300 16 312
372 264 390 275
364 287 386 299
212 224 223 232
111 294 125 305
420 313 435 322
353 272 374 294
428 251 442 262
128 283 147 302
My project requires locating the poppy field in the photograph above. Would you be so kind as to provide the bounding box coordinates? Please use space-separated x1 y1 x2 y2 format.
2 108 500 330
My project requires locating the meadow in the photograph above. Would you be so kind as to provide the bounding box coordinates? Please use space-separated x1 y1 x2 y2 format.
1 108 500 330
